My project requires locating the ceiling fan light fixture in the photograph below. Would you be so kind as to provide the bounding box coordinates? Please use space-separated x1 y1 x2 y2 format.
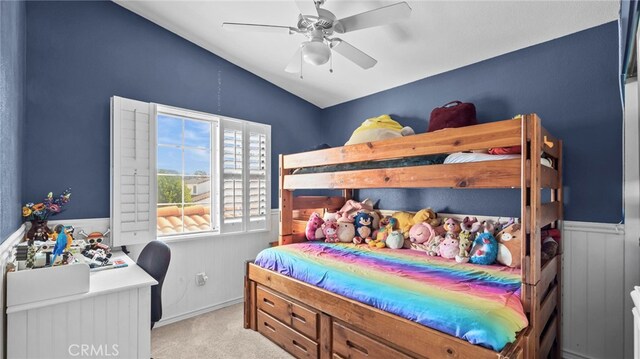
302 40 331 65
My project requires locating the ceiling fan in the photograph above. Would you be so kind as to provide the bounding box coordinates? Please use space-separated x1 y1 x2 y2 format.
222 0 412 74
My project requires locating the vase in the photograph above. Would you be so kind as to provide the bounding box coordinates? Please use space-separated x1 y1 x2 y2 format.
26 220 52 244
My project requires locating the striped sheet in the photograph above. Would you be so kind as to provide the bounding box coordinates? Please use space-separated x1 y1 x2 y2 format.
255 242 528 351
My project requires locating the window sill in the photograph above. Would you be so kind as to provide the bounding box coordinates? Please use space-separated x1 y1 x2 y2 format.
158 227 272 244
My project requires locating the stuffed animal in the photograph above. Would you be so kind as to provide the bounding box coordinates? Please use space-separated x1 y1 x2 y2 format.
469 232 499 265
345 114 415 146
438 233 460 259
374 216 398 242
408 222 436 253
541 237 559 262
413 208 439 227
334 199 374 223
305 212 325 241
392 208 439 239
442 218 461 234
337 220 355 243
496 223 522 268
353 212 374 244
456 217 482 263
323 211 338 223
369 210 382 230
322 221 339 243
386 231 404 249
368 238 386 248
426 235 443 256
481 220 496 235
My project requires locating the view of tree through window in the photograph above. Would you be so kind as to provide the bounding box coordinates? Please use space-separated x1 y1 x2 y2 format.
157 114 213 235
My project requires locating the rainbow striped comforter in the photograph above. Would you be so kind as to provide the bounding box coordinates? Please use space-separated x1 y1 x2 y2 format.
255 242 528 351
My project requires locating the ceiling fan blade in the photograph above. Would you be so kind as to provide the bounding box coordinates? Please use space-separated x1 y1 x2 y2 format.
330 39 377 69
294 0 318 16
333 2 412 34
222 22 296 34
285 47 303 73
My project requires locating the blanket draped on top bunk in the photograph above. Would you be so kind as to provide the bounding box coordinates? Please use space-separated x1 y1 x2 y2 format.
255 242 528 351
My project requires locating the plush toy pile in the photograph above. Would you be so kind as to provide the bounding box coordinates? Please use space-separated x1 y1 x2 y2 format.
304 203 559 268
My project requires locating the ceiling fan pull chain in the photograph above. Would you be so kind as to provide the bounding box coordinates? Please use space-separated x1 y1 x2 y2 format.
329 53 333 73
300 49 304 79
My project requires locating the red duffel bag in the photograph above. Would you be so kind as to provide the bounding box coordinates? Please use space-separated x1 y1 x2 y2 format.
428 100 477 132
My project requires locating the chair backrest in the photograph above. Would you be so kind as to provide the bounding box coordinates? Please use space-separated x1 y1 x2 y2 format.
137 240 171 327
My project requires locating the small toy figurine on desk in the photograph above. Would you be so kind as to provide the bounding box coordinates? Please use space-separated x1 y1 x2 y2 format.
50 224 68 266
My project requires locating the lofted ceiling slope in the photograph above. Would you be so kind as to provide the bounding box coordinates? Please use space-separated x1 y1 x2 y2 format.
114 1 619 108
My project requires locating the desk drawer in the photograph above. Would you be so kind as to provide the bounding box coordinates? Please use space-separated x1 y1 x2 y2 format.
332 321 412 359
257 286 318 340
258 310 318 359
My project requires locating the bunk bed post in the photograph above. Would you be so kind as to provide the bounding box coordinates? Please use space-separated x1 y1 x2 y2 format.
530 115 542 285
553 140 564 358
520 116 530 287
279 154 293 245
520 116 535 359
343 189 353 202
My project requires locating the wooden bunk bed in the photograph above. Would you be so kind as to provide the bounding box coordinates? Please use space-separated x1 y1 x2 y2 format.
244 114 562 359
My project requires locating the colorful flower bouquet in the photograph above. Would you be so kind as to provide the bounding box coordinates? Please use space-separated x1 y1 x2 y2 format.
22 188 72 221
23 189 71 243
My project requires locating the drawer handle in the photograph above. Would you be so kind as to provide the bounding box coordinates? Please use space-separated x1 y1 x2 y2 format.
292 339 308 353
291 312 307 324
347 340 369 355
264 321 276 333
262 297 275 307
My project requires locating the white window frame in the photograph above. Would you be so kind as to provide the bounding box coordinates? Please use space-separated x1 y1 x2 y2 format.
112 97 271 244
155 104 220 238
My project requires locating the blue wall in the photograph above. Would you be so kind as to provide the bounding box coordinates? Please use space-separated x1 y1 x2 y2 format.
0 0 26 241
321 22 622 223
23 1 622 224
24 1 322 219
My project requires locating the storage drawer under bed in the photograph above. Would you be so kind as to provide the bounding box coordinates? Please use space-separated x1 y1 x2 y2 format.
257 310 319 359
332 321 413 359
257 285 319 340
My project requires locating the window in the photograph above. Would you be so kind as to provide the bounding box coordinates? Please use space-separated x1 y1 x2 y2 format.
110 96 271 246
156 110 216 236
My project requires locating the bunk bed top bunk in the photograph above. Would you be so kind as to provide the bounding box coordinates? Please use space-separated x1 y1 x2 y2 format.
245 114 563 359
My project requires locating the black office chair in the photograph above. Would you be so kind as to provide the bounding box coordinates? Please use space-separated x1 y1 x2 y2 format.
137 241 171 329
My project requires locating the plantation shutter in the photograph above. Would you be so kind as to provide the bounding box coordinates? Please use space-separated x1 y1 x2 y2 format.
220 118 245 233
110 96 157 246
247 123 271 231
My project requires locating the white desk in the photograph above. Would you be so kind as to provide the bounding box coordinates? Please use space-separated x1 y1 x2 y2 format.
7 253 157 359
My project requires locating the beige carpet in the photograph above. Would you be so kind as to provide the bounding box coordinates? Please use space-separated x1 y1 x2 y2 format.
151 304 292 359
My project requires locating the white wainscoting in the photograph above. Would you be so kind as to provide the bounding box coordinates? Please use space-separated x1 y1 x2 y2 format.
3 216 632 358
127 210 278 326
563 221 627 359
0 224 26 357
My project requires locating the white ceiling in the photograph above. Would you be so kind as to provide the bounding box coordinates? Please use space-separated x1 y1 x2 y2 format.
115 0 619 108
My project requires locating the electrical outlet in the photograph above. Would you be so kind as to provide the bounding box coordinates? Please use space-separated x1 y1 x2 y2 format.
195 272 208 286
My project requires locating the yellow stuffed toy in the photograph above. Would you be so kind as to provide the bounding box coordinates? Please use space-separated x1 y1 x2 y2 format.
345 115 414 146
392 208 440 239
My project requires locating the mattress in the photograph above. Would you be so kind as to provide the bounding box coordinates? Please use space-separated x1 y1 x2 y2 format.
292 154 447 174
255 242 528 351
445 152 553 167
292 152 551 174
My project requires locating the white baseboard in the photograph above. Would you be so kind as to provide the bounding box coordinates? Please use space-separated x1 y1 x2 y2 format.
154 297 244 328
563 349 598 359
